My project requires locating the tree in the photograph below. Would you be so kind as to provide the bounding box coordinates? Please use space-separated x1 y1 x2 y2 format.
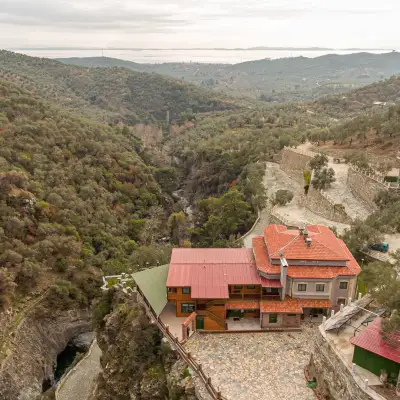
309 154 328 171
311 167 336 190
341 221 383 255
0 268 16 310
273 189 294 206
168 211 188 245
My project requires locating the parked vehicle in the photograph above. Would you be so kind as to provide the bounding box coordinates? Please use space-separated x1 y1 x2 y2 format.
369 242 389 253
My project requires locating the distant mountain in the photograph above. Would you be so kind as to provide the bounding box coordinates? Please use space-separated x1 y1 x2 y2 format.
0 50 237 124
58 52 400 103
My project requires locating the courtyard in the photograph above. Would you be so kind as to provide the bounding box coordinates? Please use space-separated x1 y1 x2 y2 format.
185 325 318 400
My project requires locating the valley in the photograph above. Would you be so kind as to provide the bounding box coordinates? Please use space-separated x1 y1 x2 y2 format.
0 48 400 400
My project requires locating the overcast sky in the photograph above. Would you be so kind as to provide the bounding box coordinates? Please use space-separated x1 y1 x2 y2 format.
0 0 399 49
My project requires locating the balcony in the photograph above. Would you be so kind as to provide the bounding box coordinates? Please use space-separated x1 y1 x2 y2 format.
261 294 281 301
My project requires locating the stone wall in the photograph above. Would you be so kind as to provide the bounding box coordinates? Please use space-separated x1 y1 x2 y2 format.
308 325 385 400
305 185 353 224
347 167 388 212
280 147 315 184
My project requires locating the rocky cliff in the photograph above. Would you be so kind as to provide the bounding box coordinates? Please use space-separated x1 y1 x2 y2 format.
0 305 91 400
92 289 197 400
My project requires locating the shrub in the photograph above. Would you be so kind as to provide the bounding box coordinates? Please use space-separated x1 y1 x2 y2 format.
272 189 294 206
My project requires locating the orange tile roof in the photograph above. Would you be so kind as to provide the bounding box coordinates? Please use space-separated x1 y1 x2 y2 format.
252 236 280 274
260 296 303 313
260 277 282 288
287 266 356 279
298 299 332 309
226 300 260 310
264 224 350 261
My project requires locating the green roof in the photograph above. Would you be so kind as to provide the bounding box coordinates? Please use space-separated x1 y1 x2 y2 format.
133 264 169 316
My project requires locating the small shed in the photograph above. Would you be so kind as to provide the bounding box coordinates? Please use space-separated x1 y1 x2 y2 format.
350 317 400 383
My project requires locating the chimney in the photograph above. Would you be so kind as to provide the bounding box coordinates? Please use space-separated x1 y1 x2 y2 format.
280 252 288 301
306 237 312 247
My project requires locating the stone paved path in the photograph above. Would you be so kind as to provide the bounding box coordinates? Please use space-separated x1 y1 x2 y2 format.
57 340 101 400
185 326 317 400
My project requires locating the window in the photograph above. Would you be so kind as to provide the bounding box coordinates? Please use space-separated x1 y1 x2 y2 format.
181 303 195 313
337 298 346 306
339 281 348 290
243 309 257 313
246 285 256 289
182 287 191 294
234 285 243 289
297 283 307 292
269 313 278 323
168 288 177 293
316 283 325 292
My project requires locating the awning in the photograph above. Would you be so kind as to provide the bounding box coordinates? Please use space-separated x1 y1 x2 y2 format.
226 300 260 310
133 264 169 316
261 277 282 288
261 296 302 314
298 299 332 309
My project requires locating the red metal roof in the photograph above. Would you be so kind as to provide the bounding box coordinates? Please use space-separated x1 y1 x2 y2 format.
264 224 350 261
167 248 260 299
298 299 332 309
260 296 303 313
226 300 260 310
260 277 282 288
170 248 254 264
351 318 400 364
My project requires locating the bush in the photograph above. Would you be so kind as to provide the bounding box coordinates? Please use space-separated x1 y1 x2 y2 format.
272 189 294 206
309 154 328 170
0 268 16 310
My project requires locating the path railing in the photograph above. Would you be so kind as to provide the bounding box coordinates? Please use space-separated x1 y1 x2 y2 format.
135 290 227 400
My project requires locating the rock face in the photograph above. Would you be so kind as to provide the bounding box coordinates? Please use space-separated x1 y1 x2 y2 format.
71 331 95 352
0 308 91 400
92 289 198 400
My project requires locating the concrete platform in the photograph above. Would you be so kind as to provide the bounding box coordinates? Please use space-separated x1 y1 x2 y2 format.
159 302 187 341
226 318 261 331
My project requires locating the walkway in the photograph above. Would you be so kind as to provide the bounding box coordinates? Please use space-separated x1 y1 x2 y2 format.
57 340 102 400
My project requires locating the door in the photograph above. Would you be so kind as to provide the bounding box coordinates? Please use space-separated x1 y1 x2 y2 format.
196 317 205 330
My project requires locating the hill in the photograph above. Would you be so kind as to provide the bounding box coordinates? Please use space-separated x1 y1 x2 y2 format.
58 52 400 102
307 76 400 161
0 50 236 124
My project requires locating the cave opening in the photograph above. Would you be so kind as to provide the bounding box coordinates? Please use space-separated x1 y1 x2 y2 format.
54 343 83 382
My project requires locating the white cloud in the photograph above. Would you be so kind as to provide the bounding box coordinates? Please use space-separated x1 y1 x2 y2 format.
0 0 399 48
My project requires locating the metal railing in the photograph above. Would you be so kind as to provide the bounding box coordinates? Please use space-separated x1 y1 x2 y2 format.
136 291 227 400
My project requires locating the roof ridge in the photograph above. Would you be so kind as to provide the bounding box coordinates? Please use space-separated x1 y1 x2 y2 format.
270 233 300 257
313 233 347 259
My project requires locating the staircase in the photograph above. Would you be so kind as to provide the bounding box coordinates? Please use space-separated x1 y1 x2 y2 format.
197 310 225 328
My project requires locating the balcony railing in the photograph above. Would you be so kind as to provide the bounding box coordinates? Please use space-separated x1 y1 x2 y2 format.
261 294 281 301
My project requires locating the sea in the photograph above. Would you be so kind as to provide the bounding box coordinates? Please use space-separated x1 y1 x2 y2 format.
10 48 396 64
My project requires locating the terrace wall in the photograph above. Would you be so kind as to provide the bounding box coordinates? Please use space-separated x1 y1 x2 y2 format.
347 167 388 212
280 147 315 184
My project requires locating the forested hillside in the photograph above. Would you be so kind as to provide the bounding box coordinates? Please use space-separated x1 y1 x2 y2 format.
59 52 400 102
0 79 179 310
0 50 237 125
307 76 400 157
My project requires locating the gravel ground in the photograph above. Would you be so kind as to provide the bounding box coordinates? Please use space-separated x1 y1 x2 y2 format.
57 340 101 400
185 325 318 400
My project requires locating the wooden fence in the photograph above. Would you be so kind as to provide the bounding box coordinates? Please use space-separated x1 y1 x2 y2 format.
135 290 227 400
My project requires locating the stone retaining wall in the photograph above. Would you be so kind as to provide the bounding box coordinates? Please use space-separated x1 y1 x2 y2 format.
280 147 314 184
347 167 388 212
305 185 353 224
308 325 385 400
